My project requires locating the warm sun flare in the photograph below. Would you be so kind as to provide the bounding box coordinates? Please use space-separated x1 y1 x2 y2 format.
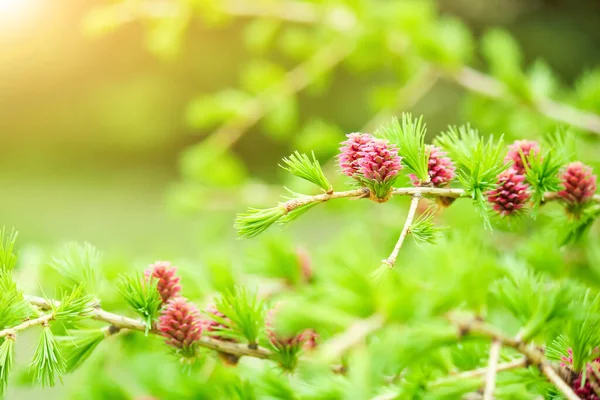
0 0 38 27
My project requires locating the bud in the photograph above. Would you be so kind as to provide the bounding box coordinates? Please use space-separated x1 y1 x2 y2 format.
487 169 531 216
295 247 313 284
158 298 202 356
504 140 540 175
144 261 181 305
201 304 239 365
562 349 600 400
201 304 231 340
357 138 402 183
410 145 456 187
558 162 597 206
338 133 375 177
265 306 317 351
572 361 600 399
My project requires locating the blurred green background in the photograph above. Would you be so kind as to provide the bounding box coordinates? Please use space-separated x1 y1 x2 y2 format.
1 0 599 257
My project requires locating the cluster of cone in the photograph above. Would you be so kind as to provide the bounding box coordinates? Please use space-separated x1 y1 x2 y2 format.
561 349 600 399
486 140 597 216
338 133 456 188
145 261 318 361
145 261 203 357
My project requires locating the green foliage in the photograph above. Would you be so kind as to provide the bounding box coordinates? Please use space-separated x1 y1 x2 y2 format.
52 284 95 322
0 338 14 397
410 210 446 245
435 125 507 228
58 330 105 373
30 327 66 387
226 378 258 400
0 273 33 330
280 151 331 192
48 242 101 291
116 273 162 335
185 90 252 132
214 286 265 346
375 114 429 183
524 146 564 206
235 206 286 239
481 28 529 99
0 228 17 272
491 262 572 341
558 205 600 245
268 340 304 371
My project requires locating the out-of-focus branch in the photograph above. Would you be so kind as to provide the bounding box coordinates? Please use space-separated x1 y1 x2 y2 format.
102 0 600 137
483 340 502 400
448 313 580 400
201 38 355 157
372 358 527 400
431 358 527 387
362 67 440 133
317 314 385 363
451 67 600 136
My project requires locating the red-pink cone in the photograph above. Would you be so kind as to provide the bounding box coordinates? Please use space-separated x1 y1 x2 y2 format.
558 162 597 206
265 306 318 351
410 145 456 187
338 133 375 178
487 169 531 216
201 304 231 340
561 349 600 400
504 140 540 175
296 247 313 284
158 298 202 356
144 261 181 305
357 138 402 183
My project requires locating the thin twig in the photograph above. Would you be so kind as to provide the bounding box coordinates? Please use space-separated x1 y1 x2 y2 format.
448 313 581 400
431 358 527 387
541 364 581 400
0 313 54 339
317 314 385 363
382 194 421 268
278 186 599 217
280 188 369 214
373 358 527 400
25 295 272 360
483 340 502 400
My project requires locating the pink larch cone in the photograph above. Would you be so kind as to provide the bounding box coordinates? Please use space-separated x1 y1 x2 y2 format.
201 304 232 340
557 162 597 206
338 133 375 178
504 140 540 175
144 261 181 305
201 304 238 365
410 145 456 187
357 138 402 183
487 169 531 216
265 306 318 351
296 247 313 284
158 298 202 355
572 362 600 400
561 349 600 400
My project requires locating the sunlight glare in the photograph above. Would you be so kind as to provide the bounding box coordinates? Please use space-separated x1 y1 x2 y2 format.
0 0 38 28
